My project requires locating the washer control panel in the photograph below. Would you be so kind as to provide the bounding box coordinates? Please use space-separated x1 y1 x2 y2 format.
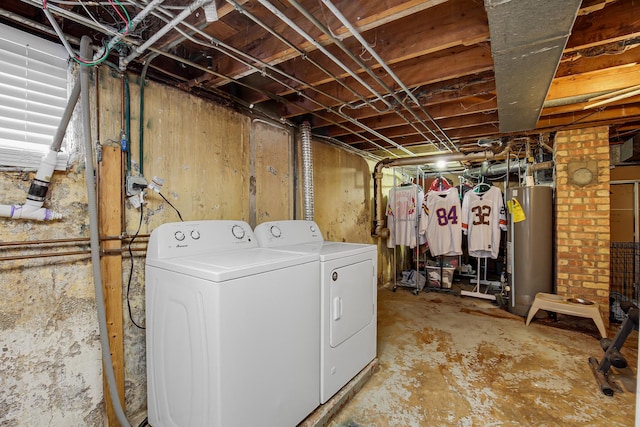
147 220 257 260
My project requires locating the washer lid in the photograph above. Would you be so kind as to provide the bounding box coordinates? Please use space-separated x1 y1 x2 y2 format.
146 247 317 282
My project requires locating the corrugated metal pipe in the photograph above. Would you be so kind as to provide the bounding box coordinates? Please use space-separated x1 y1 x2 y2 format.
300 121 314 221
372 146 512 238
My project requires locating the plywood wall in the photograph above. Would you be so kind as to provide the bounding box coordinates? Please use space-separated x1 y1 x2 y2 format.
312 141 373 243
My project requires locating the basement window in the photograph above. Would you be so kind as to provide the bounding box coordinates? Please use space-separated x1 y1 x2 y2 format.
0 22 71 170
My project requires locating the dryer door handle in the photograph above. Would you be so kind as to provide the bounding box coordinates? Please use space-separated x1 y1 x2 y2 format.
333 297 342 321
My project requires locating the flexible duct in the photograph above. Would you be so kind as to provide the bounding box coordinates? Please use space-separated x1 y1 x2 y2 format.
80 36 132 427
300 121 314 221
372 147 512 238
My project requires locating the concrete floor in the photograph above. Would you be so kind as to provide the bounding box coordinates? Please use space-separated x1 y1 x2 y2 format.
326 283 637 427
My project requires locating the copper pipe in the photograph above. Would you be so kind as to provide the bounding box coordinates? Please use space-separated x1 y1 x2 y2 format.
1 250 89 261
1 247 147 262
0 234 149 247
0 237 90 246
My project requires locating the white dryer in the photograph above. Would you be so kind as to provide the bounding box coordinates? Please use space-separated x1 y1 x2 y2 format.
145 220 320 427
254 220 377 404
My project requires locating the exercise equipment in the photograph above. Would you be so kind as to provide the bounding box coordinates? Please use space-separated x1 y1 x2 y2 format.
589 301 638 396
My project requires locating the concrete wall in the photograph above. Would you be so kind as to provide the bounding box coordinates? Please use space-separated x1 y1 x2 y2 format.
0 68 378 425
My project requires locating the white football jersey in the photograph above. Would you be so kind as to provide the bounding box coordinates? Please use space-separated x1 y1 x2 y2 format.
424 187 462 257
386 184 426 248
461 186 507 259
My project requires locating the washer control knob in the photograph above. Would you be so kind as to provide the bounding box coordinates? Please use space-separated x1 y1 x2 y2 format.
310 224 317 233
174 231 185 241
270 225 282 238
231 224 245 240
190 230 201 240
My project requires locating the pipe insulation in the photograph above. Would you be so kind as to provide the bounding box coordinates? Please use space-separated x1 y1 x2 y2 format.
300 121 314 221
80 36 132 427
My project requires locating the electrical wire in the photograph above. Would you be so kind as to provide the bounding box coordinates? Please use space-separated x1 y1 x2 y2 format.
159 192 184 221
108 0 131 34
73 40 111 66
126 202 145 329
43 0 114 66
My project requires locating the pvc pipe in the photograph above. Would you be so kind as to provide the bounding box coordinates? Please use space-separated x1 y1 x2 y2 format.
0 150 63 221
52 83 81 152
0 204 62 220
79 36 132 427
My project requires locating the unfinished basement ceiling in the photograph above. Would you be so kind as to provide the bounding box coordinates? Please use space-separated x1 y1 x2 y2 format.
2 0 640 159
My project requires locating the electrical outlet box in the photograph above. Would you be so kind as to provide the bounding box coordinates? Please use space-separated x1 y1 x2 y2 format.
126 176 147 196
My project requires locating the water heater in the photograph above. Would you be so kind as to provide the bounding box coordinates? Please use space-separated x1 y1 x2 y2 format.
506 186 553 316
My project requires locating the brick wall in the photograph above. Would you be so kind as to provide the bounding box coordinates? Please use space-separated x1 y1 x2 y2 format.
554 126 610 324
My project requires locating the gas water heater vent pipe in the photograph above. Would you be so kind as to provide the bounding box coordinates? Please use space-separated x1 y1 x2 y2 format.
0 75 82 221
79 36 132 427
300 121 314 221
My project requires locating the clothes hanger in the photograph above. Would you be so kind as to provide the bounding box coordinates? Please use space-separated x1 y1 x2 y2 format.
429 176 452 192
473 179 491 194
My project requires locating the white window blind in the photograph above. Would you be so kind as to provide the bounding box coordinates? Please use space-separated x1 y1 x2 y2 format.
0 23 70 170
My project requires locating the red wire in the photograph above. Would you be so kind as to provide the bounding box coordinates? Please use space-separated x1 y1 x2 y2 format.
108 0 129 34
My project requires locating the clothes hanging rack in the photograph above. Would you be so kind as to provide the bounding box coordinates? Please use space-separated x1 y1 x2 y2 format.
390 167 426 295
469 257 502 288
422 172 459 296
460 257 497 301
459 180 506 301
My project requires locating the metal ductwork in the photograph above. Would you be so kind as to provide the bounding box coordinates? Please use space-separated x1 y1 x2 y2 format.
485 0 582 132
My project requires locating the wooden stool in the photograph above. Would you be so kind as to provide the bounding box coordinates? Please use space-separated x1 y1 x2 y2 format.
525 292 607 338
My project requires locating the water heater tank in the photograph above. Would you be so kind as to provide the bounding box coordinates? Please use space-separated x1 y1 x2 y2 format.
506 186 553 317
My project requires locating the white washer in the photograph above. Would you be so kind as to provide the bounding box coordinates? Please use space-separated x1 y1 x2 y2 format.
254 220 377 404
145 220 320 427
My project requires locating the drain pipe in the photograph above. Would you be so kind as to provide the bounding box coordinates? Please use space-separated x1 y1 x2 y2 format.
300 121 314 221
372 147 511 238
80 36 132 427
0 79 82 220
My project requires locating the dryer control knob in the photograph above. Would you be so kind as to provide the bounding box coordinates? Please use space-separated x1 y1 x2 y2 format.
270 225 282 238
309 224 317 233
231 224 245 240
174 231 185 241
190 230 201 240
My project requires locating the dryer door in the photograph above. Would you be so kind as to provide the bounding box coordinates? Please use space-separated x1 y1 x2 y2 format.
329 259 375 347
